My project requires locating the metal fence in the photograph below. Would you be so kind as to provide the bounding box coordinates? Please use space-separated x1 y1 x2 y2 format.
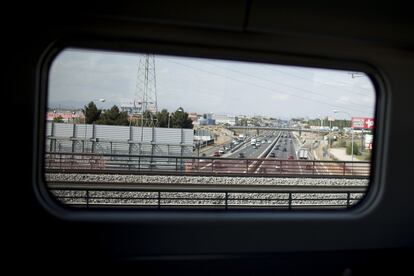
46 122 193 157
45 152 370 178
48 182 367 209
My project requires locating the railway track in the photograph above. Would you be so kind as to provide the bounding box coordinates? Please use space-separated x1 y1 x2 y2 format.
46 176 369 209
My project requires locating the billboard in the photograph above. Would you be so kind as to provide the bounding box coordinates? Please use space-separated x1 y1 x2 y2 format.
364 134 373 149
352 117 374 129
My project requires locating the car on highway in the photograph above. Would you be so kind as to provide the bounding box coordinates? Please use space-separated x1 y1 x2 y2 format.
213 151 220 157
218 148 225 154
255 142 261 147
238 152 245 158
269 152 275 157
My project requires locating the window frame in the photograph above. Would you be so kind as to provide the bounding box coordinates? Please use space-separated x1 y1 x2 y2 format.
33 38 389 222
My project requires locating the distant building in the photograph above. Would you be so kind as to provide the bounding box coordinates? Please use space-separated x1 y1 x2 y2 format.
199 118 216 125
213 114 237 126
199 113 216 125
188 112 198 125
47 111 82 123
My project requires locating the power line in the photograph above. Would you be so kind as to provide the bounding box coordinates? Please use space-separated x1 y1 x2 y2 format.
164 58 370 115
205 61 373 109
269 67 373 97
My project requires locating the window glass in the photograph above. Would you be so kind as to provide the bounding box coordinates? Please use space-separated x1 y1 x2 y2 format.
45 48 376 210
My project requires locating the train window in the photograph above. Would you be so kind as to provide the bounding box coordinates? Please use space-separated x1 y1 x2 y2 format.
42 47 377 211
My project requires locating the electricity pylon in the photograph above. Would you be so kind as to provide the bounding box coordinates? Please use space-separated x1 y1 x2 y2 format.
134 54 158 127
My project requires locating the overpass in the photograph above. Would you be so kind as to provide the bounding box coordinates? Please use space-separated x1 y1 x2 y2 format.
227 126 330 135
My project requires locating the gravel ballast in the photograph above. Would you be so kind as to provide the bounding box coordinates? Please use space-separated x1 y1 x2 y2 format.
46 173 369 209
46 173 369 186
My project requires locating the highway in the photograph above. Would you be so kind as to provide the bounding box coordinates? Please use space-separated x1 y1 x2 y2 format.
45 129 371 177
195 131 278 159
222 131 301 161
266 132 297 160
257 131 310 175
195 131 288 174
191 131 279 174
196 129 310 162
226 131 278 159
193 135 251 157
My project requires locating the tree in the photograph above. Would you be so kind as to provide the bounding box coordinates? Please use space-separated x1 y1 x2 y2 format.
97 105 129 126
82 101 101 124
156 109 170 127
171 107 193 129
53 115 64 123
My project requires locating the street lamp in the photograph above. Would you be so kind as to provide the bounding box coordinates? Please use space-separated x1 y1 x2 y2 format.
333 110 354 162
315 115 327 158
316 115 322 136
315 114 326 131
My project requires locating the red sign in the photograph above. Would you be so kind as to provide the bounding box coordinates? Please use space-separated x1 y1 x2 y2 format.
352 117 374 129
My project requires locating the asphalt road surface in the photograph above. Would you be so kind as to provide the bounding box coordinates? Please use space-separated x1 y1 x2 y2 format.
226 131 278 159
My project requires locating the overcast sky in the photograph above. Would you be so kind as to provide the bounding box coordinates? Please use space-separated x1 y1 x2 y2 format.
48 48 375 120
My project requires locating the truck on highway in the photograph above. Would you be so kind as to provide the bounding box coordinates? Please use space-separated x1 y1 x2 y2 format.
298 148 308 159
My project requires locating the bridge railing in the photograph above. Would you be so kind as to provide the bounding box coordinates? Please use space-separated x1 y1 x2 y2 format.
45 152 370 178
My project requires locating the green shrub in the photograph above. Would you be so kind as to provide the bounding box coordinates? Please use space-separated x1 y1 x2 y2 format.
346 142 360 155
